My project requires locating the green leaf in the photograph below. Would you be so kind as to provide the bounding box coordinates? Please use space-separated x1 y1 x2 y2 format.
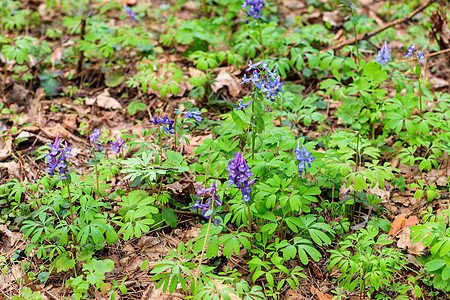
425 259 446 271
162 208 178 228
105 69 124 87
127 101 147 115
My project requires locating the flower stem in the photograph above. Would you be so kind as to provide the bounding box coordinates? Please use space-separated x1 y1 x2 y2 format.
251 100 256 160
194 218 212 290
159 128 163 166
257 19 264 58
66 182 78 260
418 74 423 116
247 203 252 235
353 23 360 68
93 152 100 198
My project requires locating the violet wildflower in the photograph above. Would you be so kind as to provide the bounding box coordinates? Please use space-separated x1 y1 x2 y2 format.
294 140 316 177
109 137 124 154
341 0 356 9
227 152 256 202
149 114 175 134
241 0 265 23
193 181 222 226
240 62 283 102
403 43 416 58
376 41 391 66
89 129 104 151
46 135 72 180
236 99 253 111
123 5 137 21
417 51 426 63
184 111 202 122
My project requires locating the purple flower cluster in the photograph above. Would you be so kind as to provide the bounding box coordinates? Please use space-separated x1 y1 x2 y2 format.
46 135 73 180
89 129 104 151
241 0 265 23
110 137 124 154
192 181 222 226
123 5 137 21
294 141 315 177
376 41 391 66
227 152 256 202
184 111 202 122
149 114 175 134
236 99 253 111
241 61 283 102
403 43 426 63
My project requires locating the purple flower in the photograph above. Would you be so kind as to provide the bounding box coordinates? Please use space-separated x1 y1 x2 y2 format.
227 152 256 202
123 5 137 21
241 62 283 102
246 60 263 72
417 51 426 63
184 111 202 122
193 181 222 226
341 0 356 9
149 114 175 135
109 137 124 154
236 99 253 111
89 129 103 151
294 141 316 177
376 41 391 66
403 43 416 58
46 135 72 180
242 0 265 23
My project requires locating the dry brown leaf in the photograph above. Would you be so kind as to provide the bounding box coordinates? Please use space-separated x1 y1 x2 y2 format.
405 216 419 228
388 214 407 237
0 138 12 162
86 90 122 110
211 70 240 98
310 286 334 300
397 227 427 255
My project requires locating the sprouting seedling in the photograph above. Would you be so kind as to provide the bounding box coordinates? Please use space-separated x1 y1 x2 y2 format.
376 41 391 67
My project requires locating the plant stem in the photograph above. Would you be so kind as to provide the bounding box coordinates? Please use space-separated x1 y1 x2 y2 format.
418 74 423 116
174 117 178 150
76 15 86 74
257 19 265 58
247 203 252 235
66 182 78 260
194 218 212 290
159 128 163 166
201 0 207 16
353 23 360 68
251 100 256 159
93 151 100 198
277 95 283 126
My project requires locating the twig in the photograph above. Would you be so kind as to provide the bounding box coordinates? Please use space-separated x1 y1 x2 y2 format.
327 0 438 51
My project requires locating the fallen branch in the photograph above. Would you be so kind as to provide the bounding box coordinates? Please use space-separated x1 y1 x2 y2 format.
327 0 438 51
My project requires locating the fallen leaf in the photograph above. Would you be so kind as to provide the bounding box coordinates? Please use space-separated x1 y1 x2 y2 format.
405 216 419 228
388 214 407 237
211 70 240 98
310 286 333 300
397 227 427 255
0 138 12 162
87 90 122 110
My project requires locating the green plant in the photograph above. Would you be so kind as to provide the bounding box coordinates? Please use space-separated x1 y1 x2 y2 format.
328 226 409 298
411 209 450 292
